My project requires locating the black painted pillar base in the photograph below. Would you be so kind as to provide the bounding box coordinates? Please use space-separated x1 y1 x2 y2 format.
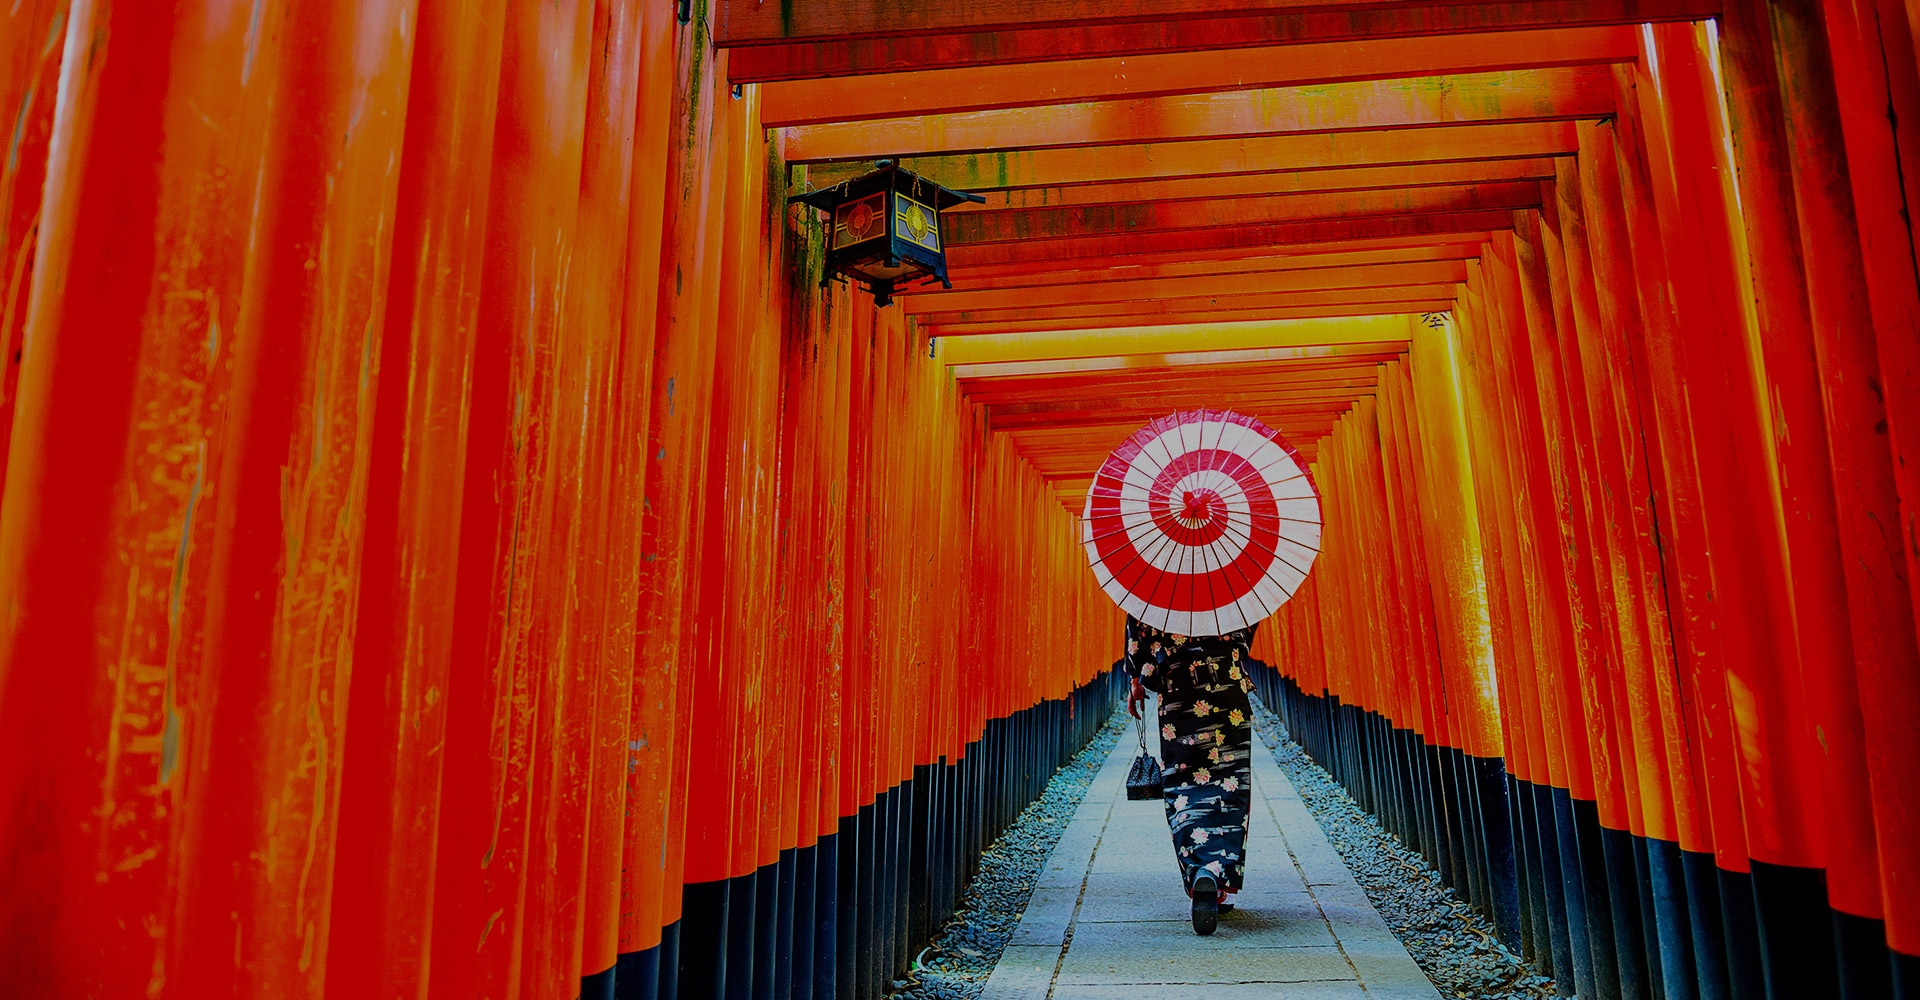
1530 782 1572 988
725 872 757 1000
1568 796 1619 1000
1833 909 1893 1000
1645 839 1696 1000
1751 860 1839 1000
630 671 1119 1000
679 880 731 1000
812 832 838 1000
1893 948 1919 1000
1551 787 1596 998
835 815 857 1000
1473 755 1523 955
792 844 814 1000
1599 826 1652 1000
613 943 658 1000
583 960 617 1000
660 921 681 1000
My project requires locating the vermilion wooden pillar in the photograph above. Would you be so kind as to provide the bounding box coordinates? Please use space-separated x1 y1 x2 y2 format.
1478 242 1595 993
562 0 654 992
1710 4 1900 996
0 0 66 486
610 0 678 981
660 35 737 992
1522 205 1636 1000
1539 175 1650 853
1553 154 1679 1000
426 0 600 995
0 2 272 993
1452 283 1558 879
1767 0 1920 984
153 2 418 996
327 2 506 996
1573 117 1706 888
1607 72 1756 1000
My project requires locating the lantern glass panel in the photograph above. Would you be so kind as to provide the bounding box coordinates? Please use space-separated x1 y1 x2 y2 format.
833 192 887 250
895 195 941 253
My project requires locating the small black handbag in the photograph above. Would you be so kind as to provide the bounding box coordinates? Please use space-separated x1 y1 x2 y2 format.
1125 713 1164 800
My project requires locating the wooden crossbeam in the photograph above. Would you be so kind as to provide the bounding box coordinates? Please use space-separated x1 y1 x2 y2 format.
943 210 1511 267
993 371 1383 403
1029 441 1328 468
933 249 1482 303
970 360 1387 389
964 363 1397 403
721 0 1720 79
947 183 1539 247
796 121 1578 191
1029 429 1328 454
919 284 1458 328
717 0 1620 43
923 236 1488 288
939 318 1412 363
922 247 1484 300
965 372 1399 407
948 340 1410 379
991 391 1380 424
1026 442 1329 468
907 261 1470 314
947 159 1561 216
758 28 1637 125
1009 416 1340 440
1017 442 1337 468
1008 413 1347 440
782 68 1612 163
1032 434 1329 457
975 383 1384 409
715 0 1394 44
1001 406 1354 431
997 387 1375 415
1015 428 1342 457
924 299 1455 334
983 382 1383 408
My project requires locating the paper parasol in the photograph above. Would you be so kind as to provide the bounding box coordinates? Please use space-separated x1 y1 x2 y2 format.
1081 409 1322 635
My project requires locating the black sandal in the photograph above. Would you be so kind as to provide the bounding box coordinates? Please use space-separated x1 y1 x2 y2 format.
1190 873 1219 935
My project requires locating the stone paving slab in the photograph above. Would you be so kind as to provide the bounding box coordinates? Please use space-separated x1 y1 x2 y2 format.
981 695 1443 999
1065 916 1339 952
1050 983 1375 1000
1057 945 1358 986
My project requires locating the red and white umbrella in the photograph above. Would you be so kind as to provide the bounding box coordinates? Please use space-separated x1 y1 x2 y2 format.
1081 409 1322 636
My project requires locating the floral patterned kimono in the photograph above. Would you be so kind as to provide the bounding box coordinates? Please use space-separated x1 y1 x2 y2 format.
1125 615 1258 894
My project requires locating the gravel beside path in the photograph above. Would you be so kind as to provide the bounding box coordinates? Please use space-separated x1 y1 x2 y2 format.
1250 697 1560 1000
888 711 1128 1000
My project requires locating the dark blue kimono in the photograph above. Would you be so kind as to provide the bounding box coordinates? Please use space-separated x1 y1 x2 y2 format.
1124 615 1258 893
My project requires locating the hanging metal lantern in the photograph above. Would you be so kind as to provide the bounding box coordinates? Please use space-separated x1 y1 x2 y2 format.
789 160 985 307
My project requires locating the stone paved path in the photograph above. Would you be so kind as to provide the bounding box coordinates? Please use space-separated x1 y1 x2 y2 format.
981 695 1444 1000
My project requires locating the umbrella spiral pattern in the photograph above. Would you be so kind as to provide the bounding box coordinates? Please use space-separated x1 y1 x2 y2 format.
1081 409 1322 636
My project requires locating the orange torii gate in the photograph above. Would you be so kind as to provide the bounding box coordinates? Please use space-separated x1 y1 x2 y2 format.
0 1 1915 1000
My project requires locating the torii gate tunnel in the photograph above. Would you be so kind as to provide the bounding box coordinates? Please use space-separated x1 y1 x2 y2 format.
0 1 1917 999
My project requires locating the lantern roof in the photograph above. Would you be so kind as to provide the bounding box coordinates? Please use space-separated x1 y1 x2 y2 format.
787 160 986 212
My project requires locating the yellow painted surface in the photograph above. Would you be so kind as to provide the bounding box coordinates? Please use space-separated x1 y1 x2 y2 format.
936 314 1422 365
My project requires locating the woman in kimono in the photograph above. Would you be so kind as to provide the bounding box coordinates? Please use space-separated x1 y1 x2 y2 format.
1124 614 1259 936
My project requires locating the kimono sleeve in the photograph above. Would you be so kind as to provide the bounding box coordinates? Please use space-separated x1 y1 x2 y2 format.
1124 615 1170 694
